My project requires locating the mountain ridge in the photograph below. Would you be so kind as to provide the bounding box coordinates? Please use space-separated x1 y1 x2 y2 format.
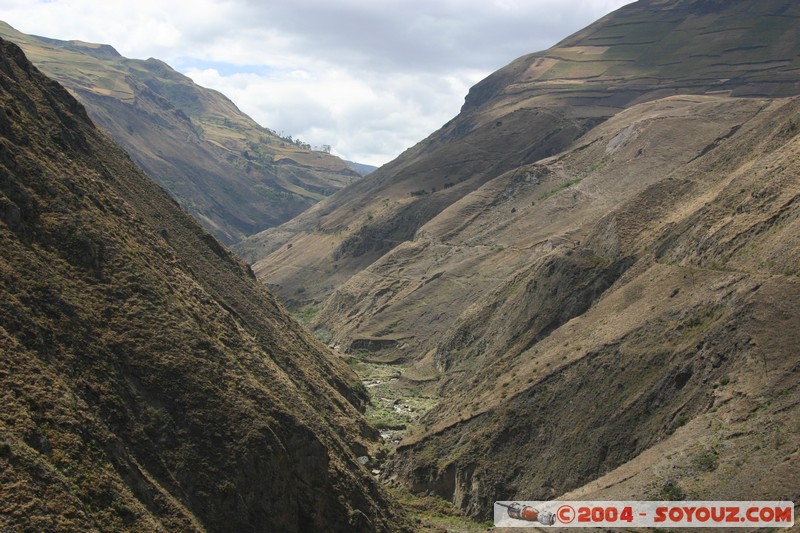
232 0 800 521
0 21 362 245
388 92 800 516
236 0 800 304
0 37 407 531
464 0 800 114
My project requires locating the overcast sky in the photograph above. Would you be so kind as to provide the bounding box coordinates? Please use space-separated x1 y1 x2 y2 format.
3 0 634 166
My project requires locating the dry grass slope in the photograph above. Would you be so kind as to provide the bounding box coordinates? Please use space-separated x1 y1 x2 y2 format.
386 95 800 520
238 0 800 307
231 0 800 523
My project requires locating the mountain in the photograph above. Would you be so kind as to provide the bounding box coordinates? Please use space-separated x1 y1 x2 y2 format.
0 38 406 531
0 21 362 245
346 160 379 176
234 0 800 520
387 92 800 517
235 0 800 302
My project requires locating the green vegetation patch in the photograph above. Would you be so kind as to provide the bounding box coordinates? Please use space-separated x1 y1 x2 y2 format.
390 487 491 532
345 355 439 441
537 155 610 201
660 480 687 501
691 449 719 472
537 176 585 201
292 304 318 323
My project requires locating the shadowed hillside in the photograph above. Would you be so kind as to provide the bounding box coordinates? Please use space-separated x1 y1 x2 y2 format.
0 21 362 245
0 38 407 532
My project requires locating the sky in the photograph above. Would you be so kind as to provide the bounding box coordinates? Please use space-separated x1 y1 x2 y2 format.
2 0 635 167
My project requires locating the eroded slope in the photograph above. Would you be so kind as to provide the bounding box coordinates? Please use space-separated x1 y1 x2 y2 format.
310 96 769 360
386 94 800 519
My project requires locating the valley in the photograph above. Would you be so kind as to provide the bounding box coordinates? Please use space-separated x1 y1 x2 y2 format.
321 92 800 521
2 0 800 531
244 0 800 524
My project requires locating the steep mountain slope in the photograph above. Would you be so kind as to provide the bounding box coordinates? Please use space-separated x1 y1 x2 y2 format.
237 0 800 306
0 21 362 245
387 93 800 518
0 38 405 532
310 95 769 358
230 0 800 522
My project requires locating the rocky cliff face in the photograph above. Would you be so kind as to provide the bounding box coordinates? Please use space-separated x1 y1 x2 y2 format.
0 22 362 245
0 38 406 532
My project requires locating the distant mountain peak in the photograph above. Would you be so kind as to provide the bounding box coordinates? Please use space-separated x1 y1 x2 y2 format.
346 160 378 176
465 0 800 114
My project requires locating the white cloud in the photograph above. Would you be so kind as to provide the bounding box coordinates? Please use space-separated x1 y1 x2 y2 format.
1 0 634 166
